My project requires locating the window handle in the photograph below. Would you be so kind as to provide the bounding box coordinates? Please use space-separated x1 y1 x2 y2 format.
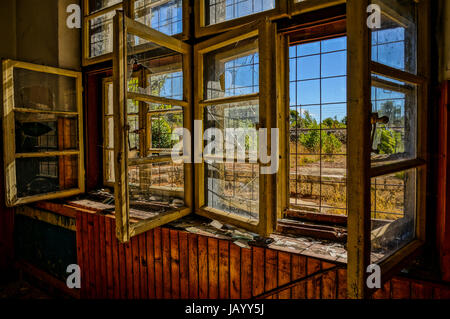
370 112 390 153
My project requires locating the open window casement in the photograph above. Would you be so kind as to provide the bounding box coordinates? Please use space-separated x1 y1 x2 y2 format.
346 0 429 298
2 60 84 207
194 19 278 237
113 11 193 243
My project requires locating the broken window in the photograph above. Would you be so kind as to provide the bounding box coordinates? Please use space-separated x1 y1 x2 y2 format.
112 11 192 242
194 20 276 236
134 0 183 36
205 0 275 25
2 60 84 206
345 0 428 298
83 0 188 66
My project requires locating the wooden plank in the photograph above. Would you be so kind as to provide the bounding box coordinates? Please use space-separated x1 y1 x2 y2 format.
125 239 134 299
132 236 141 299
154 228 163 299
161 228 172 298
264 249 278 299
92 214 101 298
118 237 127 299
240 247 252 299
229 243 241 299
208 238 219 299
170 229 180 299
411 281 432 299
87 214 96 298
433 286 450 299
146 230 156 299
139 233 148 299
179 231 189 299
98 215 107 298
306 258 322 299
346 0 371 299
105 217 114 298
277 252 291 299
113 10 130 243
125 15 190 54
258 19 278 237
252 247 265 297
76 213 86 298
198 235 209 299
321 269 337 299
372 280 391 299
337 268 347 299
218 240 229 299
188 233 199 299
391 278 411 299
111 219 121 299
127 91 188 108
291 255 306 299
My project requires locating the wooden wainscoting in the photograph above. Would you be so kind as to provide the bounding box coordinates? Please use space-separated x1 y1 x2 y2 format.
75 212 450 299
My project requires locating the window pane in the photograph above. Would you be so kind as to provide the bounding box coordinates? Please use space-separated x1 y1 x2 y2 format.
89 0 122 13
289 37 347 216
149 110 184 154
371 169 416 262
15 113 79 153
148 71 183 100
205 0 275 25
105 150 115 183
13 68 77 113
134 0 183 36
89 10 115 58
127 161 185 220
371 75 417 166
16 155 79 198
127 33 184 100
371 0 417 74
204 37 259 100
204 101 260 220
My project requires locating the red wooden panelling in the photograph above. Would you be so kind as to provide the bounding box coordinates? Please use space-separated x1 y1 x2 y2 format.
438 81 450 283
198 235 208 299
208 237 219 299
229 243 241 299
218 240 229 299
73 212 450 299
170 229 180 299
187 233 199 299
154 228 163 299
179 231 189 299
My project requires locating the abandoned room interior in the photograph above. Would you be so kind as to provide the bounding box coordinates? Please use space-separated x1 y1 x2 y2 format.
0 0 449 300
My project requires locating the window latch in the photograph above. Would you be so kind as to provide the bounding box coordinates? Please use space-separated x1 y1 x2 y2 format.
370 111 390 153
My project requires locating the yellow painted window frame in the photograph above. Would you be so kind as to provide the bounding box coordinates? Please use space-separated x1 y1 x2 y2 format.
83 0 190 66
2 59 85 207
194 0 288 38
103 77 114 186
113 11 193 243
346 0 430 299
194 19 278 237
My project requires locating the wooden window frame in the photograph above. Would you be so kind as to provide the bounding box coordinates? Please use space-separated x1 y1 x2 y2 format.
277 15 348 234
346 0 430 299
113 11 193 243
2 60 85 206
194 19 277 237
83 0 190 66
289 0 347 17
102 77 115 187
194 0 288 38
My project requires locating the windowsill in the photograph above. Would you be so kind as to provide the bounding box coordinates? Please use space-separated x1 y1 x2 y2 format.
29 194 350 265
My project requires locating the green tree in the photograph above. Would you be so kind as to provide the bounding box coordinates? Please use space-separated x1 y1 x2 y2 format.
378 128 396 154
